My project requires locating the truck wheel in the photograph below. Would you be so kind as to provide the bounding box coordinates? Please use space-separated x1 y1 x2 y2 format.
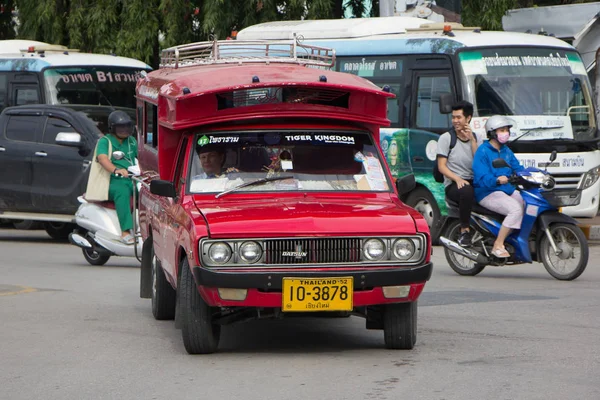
13 220 42 230
540 223 588 281
383 301 417 350
82 248 110 266
44 222 76 240
151 246 176 320
180 258 220 354
404 187 441 242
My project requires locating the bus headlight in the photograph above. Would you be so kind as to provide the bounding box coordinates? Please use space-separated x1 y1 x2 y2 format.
239 241 262 263
580 167 600 190
208 242 232 264
363 239 386 261
392 238 415 260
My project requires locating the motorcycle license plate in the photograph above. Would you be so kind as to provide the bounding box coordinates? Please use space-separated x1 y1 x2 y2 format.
282 277 353 312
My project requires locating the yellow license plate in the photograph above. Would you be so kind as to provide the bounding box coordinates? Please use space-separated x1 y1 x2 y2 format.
282 277 353 312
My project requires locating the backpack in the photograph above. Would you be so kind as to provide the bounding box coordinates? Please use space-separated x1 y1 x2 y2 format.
433 128 457 183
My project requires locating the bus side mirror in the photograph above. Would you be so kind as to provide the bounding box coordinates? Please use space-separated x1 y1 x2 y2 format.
439 92 453 114
396 174 416 196
150 180 177 198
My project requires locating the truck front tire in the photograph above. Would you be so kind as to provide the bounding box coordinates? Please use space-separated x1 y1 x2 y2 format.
383 301 417 350
180 258 220 354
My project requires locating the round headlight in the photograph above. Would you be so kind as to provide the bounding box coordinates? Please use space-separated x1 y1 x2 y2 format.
239 241 262 263
208 242 232 264
363 239 386 261
393 238 415 260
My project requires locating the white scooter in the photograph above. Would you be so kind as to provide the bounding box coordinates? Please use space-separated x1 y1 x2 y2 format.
68 151 149 266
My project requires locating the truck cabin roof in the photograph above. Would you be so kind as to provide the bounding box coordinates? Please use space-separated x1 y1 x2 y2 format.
136 39 394 180
136 39 394 129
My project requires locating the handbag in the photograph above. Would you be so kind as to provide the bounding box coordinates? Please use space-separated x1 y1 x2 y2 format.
85 137 113 201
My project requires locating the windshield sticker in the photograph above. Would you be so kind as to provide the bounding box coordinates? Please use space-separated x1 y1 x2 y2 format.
354 151 366 162
284 134 356 145
459 52 488 75
339 57 403 78
197 135 239 146
567 53 587 75
471 116 573 141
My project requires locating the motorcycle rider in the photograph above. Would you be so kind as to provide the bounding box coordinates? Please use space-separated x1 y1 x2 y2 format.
473 115 525 258
437 100 480 247
96 111 138 244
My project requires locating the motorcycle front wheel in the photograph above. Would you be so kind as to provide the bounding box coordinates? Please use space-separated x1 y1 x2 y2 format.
82 248 110 266
443 220 486 276
540 223 588 281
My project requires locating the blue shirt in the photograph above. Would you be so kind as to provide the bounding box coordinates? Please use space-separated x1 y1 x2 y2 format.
473 141 524 202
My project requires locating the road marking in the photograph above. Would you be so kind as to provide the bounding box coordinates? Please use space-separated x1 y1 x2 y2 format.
0 285 38 297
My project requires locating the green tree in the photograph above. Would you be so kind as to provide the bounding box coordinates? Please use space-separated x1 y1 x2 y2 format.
0 1 16 39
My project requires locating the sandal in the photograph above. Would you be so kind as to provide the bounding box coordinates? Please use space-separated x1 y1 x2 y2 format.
491 247 510 258
121 233 135 245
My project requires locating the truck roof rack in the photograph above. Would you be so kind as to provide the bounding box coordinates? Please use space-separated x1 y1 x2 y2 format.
160 37 335 69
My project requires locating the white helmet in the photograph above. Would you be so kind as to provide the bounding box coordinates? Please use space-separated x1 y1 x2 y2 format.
485 115 514 139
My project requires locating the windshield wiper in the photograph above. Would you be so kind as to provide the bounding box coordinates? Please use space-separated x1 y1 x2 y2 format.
215 175 294 199
510 125 566 144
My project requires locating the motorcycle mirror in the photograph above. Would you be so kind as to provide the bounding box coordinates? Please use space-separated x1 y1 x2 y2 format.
492 158 510 169
112 151 126 160
549 150 557 162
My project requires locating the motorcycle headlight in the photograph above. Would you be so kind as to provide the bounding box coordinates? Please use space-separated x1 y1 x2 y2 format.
523 171 546 184
541 176 556 191
208 242 232 264
392 239 415 260
363 239 386 261
580 167 600 190
239 241 262 263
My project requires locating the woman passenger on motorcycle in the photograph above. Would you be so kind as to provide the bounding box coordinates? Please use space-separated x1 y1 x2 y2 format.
96 111 138 245
473 115 525 258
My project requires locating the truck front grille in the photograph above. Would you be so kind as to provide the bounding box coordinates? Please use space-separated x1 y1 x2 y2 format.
264 238 362 264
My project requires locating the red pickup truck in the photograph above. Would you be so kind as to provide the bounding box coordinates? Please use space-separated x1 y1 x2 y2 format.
137 39 433 354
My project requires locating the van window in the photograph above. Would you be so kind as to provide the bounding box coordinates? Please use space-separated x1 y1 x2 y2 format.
415 75 451 129
0 74 7 109
6 115 40 142
15 88 40 105
43 117 77 145
145 102 158 148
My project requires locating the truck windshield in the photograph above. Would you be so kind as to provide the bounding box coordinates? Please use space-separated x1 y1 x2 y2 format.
43 66 146 109
189 130 391 194
459 47 597 141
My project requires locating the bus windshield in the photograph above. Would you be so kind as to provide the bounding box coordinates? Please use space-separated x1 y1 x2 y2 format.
189 130 391 194
43 66 146 109
459 48 597 141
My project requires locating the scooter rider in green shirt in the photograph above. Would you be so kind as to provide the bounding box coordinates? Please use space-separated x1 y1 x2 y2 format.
96 111 139 244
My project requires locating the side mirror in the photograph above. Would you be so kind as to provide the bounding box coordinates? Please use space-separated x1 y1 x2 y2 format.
492 158 510 169
112 151 126 160
439 92 454 114
150 180 177 198
549 150 557 162
55 132 83 147
396 174 416 196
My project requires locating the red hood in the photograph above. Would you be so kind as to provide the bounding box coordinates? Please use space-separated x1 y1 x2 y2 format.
192 195 418 238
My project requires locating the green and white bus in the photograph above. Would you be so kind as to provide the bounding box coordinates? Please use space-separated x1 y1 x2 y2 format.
238 17 600 239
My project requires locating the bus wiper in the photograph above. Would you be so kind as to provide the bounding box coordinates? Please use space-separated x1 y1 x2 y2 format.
215 175 294 199
510 125 565 144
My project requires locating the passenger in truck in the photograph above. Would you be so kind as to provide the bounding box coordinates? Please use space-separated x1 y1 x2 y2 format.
195 145 238 178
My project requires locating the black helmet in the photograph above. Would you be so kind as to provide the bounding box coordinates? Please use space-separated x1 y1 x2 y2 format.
108 110 133 135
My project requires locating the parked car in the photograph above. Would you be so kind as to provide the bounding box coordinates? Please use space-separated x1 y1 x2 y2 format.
0 105 104 239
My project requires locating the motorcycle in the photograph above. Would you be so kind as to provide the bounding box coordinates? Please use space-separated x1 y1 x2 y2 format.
68 151 150 266
439 151 589 281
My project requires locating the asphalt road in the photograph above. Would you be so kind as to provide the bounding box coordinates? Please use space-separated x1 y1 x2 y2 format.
1 228 599 400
